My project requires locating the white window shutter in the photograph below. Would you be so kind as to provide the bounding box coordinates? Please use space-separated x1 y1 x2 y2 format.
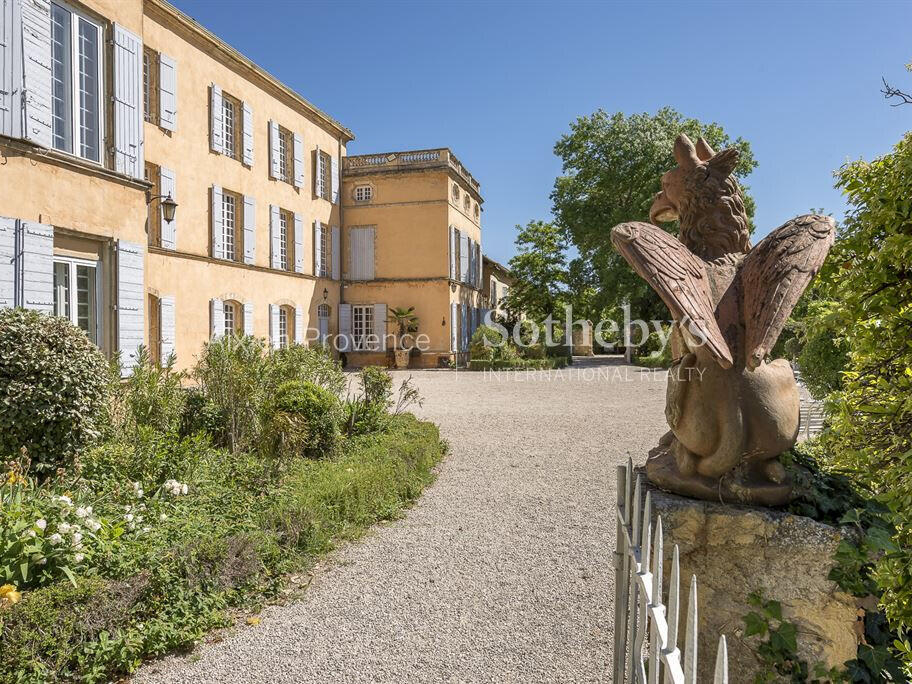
159 167 176 249
449 226 456 280
338 303 352 352
450 302 458 353
294 212 304 274
209 298 224 339
269 303 280 349
17 0 52 147
331 155 339 204
0 5 14 138
159 295 175 362
20 221 53 312
461 303 468 352
313 220 322 276
331 225 340 280
460 234 469 283
269 205 280 269
159 53 177 131
242 195 256 264
211 185 223 259
294 306 304 345
0 217 15 308
365 227 375 280
113 24 144 179
374 303 387 351
242 102 253 166
314 144 323 197
293 132 304 188
210 84 223 153
477 241 482 287
117 240 145 375
269 119 280 179
243 301 254 336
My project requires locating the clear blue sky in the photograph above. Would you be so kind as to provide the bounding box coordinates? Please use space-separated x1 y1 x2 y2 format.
173 0 912 265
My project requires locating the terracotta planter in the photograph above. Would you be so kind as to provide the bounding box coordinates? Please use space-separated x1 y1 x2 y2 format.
393 349 410 369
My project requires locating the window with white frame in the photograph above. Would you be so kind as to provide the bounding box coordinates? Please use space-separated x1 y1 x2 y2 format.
223 94 239 160
278 306 291 349
53 257 99 345
318 225 328 277
317 303 330 344
352 305 374 351
223 301 235 336
277 126 290 182
354 185 372 202
51 1 103 162
222 193 236 261
279 210 289 270
315 151 330 200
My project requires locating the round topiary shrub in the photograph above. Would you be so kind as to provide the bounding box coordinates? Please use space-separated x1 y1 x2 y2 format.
0 308 110 472
263 380 342 459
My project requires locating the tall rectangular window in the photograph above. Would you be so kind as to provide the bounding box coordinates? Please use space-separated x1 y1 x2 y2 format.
318 224 328 277
223 193 236 261
51 2 102 162
279 211 288 270
278 127 289 181
278 307 289 349
144 162 161 246
352 305 374 351
223 96 237 159
54 258 99 344
316 151 330 200
143 46 159 124
223 301 235 337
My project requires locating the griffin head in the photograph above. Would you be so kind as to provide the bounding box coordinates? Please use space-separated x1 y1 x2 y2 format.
650 133 751 261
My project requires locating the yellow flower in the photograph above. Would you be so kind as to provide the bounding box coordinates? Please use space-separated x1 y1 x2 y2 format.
0 584 22 606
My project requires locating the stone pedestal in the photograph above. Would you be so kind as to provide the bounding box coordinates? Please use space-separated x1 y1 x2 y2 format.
646 480 858 682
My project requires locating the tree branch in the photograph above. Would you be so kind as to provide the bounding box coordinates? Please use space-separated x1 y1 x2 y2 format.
882 77 912 106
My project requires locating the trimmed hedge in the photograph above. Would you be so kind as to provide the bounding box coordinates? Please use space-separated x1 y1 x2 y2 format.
467 357 569 371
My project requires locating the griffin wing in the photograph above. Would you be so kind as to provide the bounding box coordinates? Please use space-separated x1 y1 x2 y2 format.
611 221 733 368
740 214 835 369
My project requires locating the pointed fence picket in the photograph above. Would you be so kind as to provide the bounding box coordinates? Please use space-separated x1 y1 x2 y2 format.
612 458 728 683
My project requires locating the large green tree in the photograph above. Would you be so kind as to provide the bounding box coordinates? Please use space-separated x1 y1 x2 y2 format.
551 107 758 320
503 220 567 322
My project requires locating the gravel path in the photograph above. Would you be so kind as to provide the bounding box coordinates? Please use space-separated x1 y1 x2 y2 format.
134 357 667 684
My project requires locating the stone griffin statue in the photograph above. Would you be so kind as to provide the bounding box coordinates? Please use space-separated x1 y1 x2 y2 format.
611 134 834 506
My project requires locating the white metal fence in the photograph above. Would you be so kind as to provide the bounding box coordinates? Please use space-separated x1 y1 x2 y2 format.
613 459 728 683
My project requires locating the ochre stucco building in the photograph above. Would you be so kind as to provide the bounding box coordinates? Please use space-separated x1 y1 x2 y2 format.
0 0 488 371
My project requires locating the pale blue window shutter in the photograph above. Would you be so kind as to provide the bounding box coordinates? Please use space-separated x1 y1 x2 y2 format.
18 0 52 147
243 195 256 264
314 145 323 197
293 132 304 188
159 295 175 362
450 302 458 353
210 84 223 153
476 242 482 286
460 234 469 283
211 185 223 259
0 5 13 138
268 120 280 179
159 53 177 131
0 217 15 308
240 101 253 166
269 303 280 349
460 303 468 352
269 205 280 269
295 306 304 344
313 221 322 276
338 303 352 352
331 225 340 280
243 301 254 336
331 155 339 204
159 167 176 249
468 239 475 287
294 212 304 274
449 226 456 280
20 221 53 312
113 24 143 179
209 298 224 339
117 240 145 375
374 303 387 351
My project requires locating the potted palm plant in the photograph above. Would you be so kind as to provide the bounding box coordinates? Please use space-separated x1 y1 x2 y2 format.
388 306 418 369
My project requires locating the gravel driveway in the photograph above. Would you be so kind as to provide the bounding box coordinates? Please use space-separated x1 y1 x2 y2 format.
134 357 667 684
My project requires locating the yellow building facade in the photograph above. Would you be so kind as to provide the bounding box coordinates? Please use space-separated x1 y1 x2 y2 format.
341 150 485 368
1 0 487 371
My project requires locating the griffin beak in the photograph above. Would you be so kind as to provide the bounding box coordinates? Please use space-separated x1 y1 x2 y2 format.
650 191 678 224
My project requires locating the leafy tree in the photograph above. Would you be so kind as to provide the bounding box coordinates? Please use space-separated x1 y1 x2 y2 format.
812 131 912 639
504 220 568 322
551 107 757 320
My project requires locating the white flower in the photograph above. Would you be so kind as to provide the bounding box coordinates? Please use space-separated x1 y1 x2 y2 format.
74 553 85 563
181 484 188 495
142 526 151 533
128 522 136 530
27 530 36 538
55 495 72 506
71 532 82 544
35 518 47 531
58 522 72 534
135 515 143 524
159 513 167 521
133 481 141 490
135 489 144 499
124 513 134 523
86 506 93 515
37 557 47 565
125 504 132 512
48 533 63 545
87 519 101 532
75 507 88 518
